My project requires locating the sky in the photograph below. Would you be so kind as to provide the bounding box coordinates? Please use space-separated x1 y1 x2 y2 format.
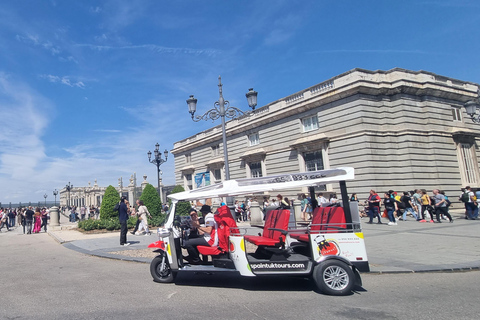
1 0 480 204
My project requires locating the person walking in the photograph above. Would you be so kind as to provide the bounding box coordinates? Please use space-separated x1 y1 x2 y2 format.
384 192 398 226
118 197 130 246
400 192 418 221
367 190 382 224
462 186 478 220
0 209 11 232
300 194 310 221
25 207 34 234
419 190 432 222
135 200 152 236
433 189 453 223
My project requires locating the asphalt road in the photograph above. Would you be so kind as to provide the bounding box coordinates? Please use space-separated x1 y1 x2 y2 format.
1 232 479 320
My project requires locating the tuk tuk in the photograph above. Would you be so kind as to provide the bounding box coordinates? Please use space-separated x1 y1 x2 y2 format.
148 167 369 295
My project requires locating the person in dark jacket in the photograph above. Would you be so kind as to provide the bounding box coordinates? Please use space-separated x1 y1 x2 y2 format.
118 197 130 246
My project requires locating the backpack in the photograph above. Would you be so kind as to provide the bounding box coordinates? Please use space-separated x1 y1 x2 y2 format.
445 199 452 207
113 202 120 211
461 192 470 203
396 199 406 210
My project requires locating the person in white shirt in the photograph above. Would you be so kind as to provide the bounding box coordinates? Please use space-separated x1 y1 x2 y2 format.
317 193 328 206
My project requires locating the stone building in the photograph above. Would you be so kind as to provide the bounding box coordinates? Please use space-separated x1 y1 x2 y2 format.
171 68 480 204
59 174 152 207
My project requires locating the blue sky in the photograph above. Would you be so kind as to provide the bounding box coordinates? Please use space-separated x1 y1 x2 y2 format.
0 0 479 203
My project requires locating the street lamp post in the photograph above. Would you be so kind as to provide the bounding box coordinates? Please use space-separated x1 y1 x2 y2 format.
53 189 58 207
66 182 73 207
186 76 258 181
44 194 48 207
148 143 168 202
464 100 480 123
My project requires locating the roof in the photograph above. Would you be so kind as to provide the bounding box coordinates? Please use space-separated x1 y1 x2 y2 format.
168 167 354 201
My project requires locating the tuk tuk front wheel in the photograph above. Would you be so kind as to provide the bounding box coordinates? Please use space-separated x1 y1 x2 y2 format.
313 260 354 296
150 254 175 283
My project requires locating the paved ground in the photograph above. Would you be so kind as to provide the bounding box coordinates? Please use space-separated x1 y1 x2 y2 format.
19 215 477 273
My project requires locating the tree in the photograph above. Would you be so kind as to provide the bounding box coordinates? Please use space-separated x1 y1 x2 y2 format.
169 185 191 216
100 185 120 220
139 183 162 217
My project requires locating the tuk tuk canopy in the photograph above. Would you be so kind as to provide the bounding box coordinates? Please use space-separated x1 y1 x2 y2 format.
168 167 354 202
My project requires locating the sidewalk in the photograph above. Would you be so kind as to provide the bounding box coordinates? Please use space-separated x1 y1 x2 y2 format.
46 218 480 273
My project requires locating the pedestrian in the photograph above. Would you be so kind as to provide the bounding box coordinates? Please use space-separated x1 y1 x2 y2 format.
317 193 328 206
25 206 34 234
8 209 15 227
234 200 242 222
400 192 418 221
419 190 432 222
40 208 48 232
433 189 453 223
366 190 382 224
130 201 142 235
350 193 358 202
412 189 423 217
461 186 478 220
33 208 42 233
300 194 310 221
19 209 26 234
135 200 151 236
384 192 398 226
0 209 11 232
118 196 130 246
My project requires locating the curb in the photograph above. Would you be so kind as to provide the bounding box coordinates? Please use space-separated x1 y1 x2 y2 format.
47 231 66 244
367 266 480 274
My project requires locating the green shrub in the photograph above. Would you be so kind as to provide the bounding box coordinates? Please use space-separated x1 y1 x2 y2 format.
139 183 162 217
127 216 136 228
100 185 121 220
148 215 165 227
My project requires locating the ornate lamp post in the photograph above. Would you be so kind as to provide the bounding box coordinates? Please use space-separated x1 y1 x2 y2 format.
53 189 58 207
464 100 480 123
186 76 257 180
66 182 73 207
43 194 48 207
148 143 168 201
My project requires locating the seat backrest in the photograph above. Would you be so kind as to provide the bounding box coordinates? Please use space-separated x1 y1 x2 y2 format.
265 209 290 241
262 209 280 238
324 207 347 232
213 205 239 252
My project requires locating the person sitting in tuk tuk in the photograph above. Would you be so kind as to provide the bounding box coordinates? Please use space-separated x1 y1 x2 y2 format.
183 205 218 264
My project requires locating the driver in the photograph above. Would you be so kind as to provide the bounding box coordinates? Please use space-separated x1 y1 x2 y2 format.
183 205 218 264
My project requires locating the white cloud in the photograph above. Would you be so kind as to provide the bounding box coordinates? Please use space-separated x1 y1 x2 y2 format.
39 74 85 88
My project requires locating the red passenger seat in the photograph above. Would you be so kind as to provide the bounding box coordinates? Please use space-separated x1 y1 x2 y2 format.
244 209 290 247
197 205 238 256
290 206 347 242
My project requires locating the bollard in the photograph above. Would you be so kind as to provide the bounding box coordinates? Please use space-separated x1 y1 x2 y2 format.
250 201 263 224
49 206 60 227
293 200 302 222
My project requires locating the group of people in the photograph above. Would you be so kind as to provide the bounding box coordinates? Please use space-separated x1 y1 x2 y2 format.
299 192 336 221
62 205 100 222
0 206 49 234
116 196 152 246
364 189 454 225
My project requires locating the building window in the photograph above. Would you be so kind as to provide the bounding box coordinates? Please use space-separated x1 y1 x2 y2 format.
184 173 193 190
248 133 260 146
452 107 462 122
212 144 221 156
249 162 263 178
304 151 324 171
302 115 319 132
185 153 191 163
459 143 478 185
213 168 222 182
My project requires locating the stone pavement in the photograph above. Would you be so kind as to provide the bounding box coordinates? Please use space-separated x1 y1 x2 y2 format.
3 217 477 274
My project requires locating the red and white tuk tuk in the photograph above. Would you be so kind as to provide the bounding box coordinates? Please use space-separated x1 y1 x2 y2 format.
148 167 369 295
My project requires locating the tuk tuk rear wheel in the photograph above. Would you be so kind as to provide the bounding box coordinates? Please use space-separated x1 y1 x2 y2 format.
150 254 175 283
313 260 354 295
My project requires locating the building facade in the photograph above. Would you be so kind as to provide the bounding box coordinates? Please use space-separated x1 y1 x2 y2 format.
59 174 164 208
171 68 480 203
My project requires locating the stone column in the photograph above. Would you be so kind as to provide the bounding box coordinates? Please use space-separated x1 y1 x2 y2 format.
293 200 302 222
250 201 262 224
50 206 60 227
